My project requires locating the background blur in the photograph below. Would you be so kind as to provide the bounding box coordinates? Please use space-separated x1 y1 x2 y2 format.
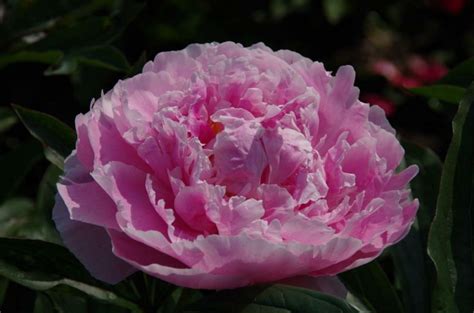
0 0 473 312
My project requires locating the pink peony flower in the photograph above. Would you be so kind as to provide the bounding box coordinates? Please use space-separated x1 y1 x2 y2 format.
54 42 419 289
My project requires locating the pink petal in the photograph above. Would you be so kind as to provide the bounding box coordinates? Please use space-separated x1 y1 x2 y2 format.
258 184 296 218
75 114 94 171
57 180 119 230
53 195 135 284
92 162 168 234
209 196 265 235
281 214 335 245
262 127 312 185
213 115 267 196
174 183 220 234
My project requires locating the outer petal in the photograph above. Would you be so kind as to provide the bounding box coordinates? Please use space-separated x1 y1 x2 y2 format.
91 162 169 234
53 195 135 284
75 114 94 171
109 230 243 289
57 180 119 230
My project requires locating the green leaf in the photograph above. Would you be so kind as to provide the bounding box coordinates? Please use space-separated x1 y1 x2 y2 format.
44 146 69 169
403 143 442 241
28 16 115 51
44 56 79 75
439 57 474 88
78 46 130 72
0 165 61 241
47 289 88 313
36 164 62 213
0 50 63 69
0 238 143 313
128 51 147 77
2 0 144 53
158 288 185 313
158 287 202 313
35 288 130 313
322 0 351 24
0 0 115 44
0 277 8 306
340 261 404 313
391 142 442 313
410 85 466 104
33 164 63 243
427 82 474 313
34 293 55 313
185 284 358 313
0 192 59 243
12 104 76 165
0 141 43 203
0 107 19 133
30 13 133 53
0 197 34 237
69 60 118 106
53 287 131 312
45 46 130 75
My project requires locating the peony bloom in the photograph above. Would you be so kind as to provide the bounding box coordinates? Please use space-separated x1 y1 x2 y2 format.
54 42 418 289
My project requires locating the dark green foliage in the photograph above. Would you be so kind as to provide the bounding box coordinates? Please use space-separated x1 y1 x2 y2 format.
340 261 404 313
427 83 474 313
186 285 358 313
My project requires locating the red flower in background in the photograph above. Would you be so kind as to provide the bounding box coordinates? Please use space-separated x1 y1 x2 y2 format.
407 55 448 84
433 0 466 14
371 55 447 89
361 93 396 117
367 55 447 117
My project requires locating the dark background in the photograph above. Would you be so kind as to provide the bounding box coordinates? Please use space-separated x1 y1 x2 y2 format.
3 0 474 155
0 0 473 312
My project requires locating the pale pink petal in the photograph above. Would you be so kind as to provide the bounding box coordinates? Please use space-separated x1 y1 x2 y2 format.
92 162 168 234
386 165 419 190
208 196 265 235
57 181 119 230
281 214 335 245
258 184 296 218
262 127 312 185
75 114 94 171
53 196 135 284
369 104 396 134
213 116 267 196
174 184 220 234
87 111 149 171
148 50 200 78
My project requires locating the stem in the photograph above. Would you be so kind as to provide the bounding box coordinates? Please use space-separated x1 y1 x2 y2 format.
129 279 141 300
151 279 157 307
